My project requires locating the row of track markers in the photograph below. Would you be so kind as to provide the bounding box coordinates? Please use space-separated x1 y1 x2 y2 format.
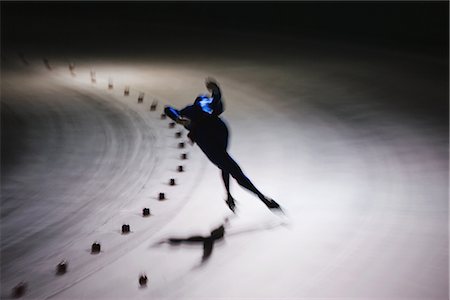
11 57 192 297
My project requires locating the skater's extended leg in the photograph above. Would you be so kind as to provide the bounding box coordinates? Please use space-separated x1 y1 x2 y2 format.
221 152 281 210
222 153 264 199
197 142 280 211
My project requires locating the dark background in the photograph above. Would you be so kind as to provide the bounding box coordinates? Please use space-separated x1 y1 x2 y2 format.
1 1 449 57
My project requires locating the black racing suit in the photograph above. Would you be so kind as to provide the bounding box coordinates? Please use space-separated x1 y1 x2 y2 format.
164 88 264 199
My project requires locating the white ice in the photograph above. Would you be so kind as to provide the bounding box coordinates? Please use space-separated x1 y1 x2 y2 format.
1 42 448 299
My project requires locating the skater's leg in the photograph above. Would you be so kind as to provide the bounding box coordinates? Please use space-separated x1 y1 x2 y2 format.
200 145 264 199
221 170 231 197
197 141 280 210
222 170 236 212
221 153 281 210
221 153 265 200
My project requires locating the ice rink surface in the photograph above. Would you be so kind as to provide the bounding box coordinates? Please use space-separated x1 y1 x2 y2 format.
1 36 448 299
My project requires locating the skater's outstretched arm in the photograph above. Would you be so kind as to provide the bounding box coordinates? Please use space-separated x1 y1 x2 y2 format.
164 106 191 128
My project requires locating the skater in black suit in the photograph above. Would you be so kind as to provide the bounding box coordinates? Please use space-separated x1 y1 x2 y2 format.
165 78 280 212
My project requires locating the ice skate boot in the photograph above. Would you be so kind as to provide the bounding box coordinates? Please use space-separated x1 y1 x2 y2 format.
225 196 236 213
262 197 283 213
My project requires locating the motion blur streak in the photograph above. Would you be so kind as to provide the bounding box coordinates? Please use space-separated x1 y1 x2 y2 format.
1 2 448 299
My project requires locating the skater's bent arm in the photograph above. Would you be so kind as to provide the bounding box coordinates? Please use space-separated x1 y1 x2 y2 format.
206 78 224 115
